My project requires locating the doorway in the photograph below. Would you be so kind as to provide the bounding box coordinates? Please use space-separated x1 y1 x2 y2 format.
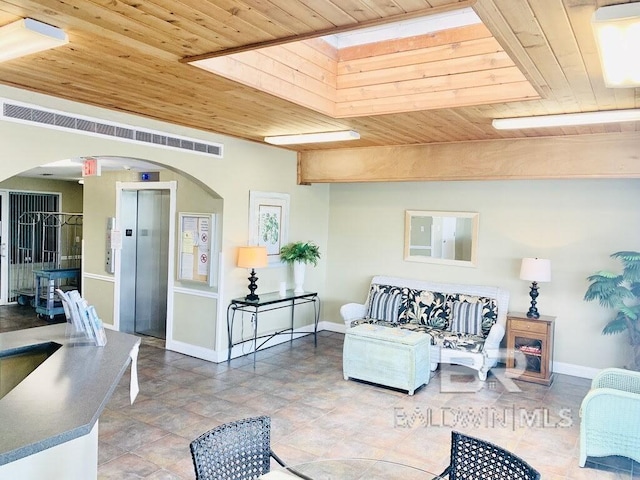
0 191 7 305
0 191 62 306
119 189 170 339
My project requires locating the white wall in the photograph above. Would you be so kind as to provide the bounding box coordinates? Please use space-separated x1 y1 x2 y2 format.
325 179 640 372
0 85 330 358
3 83 638 372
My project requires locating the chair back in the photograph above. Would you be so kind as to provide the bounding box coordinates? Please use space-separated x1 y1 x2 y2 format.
447 431 540 480
190 416 272 480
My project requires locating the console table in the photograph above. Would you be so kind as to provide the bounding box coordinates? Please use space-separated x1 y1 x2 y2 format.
227 290 320 364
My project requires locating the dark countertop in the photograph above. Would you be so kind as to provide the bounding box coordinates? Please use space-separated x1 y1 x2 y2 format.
0 324 140 465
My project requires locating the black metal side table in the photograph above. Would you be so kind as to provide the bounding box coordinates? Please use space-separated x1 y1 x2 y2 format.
227 290 320 364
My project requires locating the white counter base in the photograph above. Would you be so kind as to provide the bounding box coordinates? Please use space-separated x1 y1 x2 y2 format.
0 421 98 479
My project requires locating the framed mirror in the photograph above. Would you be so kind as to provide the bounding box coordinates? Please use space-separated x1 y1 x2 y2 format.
404 210 479 267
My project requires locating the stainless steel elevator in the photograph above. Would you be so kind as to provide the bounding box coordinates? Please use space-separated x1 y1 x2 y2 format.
119 190 170 339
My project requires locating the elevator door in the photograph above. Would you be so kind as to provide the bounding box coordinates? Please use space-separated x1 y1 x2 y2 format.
119 189 169 339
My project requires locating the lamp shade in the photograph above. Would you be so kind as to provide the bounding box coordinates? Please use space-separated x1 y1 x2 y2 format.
237 246 268 269
519 258 551 283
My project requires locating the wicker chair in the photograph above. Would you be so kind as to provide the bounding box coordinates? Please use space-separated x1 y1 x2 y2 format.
190 416 309 480
579 367 640 467
436 431 540 480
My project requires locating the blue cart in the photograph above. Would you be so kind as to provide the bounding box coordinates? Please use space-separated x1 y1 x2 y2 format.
34 268 81 320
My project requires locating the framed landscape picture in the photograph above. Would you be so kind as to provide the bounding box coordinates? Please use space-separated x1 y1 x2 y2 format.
249 191 289 266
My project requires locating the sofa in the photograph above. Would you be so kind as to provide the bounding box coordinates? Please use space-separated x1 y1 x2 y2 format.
340 275 510 381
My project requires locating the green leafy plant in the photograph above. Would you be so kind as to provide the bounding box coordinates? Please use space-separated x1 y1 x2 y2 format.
584 251 640 370
279 241 320 266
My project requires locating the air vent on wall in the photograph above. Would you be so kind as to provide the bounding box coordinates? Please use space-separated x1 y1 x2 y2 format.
0 99 223 158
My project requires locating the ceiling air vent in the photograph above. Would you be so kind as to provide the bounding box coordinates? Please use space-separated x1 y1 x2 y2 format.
1 99 223 158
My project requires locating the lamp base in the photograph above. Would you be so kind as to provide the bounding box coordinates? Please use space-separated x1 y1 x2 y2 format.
526 281 540 319
245 268 260 301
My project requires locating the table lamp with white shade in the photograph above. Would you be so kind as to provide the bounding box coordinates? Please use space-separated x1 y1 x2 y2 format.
519 257 551 319
237 246 268 301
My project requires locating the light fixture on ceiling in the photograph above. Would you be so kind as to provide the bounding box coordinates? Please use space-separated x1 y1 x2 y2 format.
492 109 640 130
0 18 68 63
591 3 640 87
264 130 360 145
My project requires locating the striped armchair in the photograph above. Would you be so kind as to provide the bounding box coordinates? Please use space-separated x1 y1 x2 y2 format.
579 367 640 467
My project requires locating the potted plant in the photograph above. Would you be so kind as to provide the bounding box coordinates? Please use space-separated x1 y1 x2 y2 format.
584 251 640 371
280 241 320 293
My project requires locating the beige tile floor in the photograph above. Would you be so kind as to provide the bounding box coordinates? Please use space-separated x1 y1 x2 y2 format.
98 332 637 480
1 307 637 479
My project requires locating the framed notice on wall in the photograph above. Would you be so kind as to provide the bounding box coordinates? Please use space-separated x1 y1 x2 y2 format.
178 212 217 286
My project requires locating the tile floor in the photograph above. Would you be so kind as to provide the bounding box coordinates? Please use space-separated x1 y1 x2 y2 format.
1 305 638 479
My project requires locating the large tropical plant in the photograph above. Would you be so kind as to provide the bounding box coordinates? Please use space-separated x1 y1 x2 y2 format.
279 241 320 266
584 251 640 371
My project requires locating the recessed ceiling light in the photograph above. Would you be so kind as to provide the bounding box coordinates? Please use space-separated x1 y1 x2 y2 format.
592 3 640 87
0 18 68 63
264 130 360 145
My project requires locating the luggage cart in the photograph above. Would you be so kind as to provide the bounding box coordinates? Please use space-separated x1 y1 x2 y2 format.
11 212 83 310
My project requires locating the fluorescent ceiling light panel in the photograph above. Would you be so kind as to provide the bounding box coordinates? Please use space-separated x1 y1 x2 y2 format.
0 18 68 63
264 130 360 145
591 3 640 87
492 109 640 130
322 7 480 48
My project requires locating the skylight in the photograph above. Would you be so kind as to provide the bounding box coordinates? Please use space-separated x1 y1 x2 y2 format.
322 7 481 49
190 7 538 120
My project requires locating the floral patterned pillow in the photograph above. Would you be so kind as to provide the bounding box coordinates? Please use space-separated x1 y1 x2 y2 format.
447 294 498 337
398 289 450 328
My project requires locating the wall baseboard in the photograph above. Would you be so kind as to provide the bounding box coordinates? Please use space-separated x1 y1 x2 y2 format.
320 320 345 334
139 320 605 378
166 339 217 362
552 361 600 380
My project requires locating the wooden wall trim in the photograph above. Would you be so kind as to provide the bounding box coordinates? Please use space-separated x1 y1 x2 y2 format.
298 132 640 184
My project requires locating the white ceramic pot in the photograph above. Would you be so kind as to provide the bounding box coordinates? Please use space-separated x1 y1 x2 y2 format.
293 261 306 293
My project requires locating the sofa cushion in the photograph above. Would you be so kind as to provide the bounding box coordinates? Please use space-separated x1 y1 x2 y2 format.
398 289 449 328
450 300 483 336
399 323 486 354
447 293 498 337
366 290 402 323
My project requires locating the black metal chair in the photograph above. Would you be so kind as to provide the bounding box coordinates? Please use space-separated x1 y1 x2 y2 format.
190 416 311 480
436 431 540 480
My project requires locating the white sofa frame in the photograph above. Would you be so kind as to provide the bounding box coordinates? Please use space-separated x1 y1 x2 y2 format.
340 275 510 381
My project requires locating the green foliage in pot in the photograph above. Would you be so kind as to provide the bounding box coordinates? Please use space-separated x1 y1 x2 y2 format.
280 241 320 266
584 251 640 370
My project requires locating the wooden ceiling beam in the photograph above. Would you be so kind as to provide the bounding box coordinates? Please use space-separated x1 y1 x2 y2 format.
298 131 640 183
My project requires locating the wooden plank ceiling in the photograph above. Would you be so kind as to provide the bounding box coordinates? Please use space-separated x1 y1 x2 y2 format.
0 0 637 152
192 22 540 117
